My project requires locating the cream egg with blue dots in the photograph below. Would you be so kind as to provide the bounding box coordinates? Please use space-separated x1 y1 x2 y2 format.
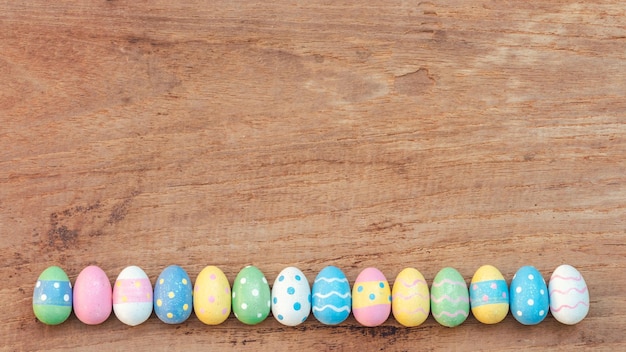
154 265 193 324
271 267 311 326
509 266 549 325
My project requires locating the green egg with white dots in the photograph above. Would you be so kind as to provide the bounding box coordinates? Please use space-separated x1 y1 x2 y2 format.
33 266 73 325
232 265 271 325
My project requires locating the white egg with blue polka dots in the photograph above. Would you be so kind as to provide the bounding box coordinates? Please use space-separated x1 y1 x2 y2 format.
271 267 311 326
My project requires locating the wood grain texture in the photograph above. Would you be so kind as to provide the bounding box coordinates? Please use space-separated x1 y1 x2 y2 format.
1 1 625 351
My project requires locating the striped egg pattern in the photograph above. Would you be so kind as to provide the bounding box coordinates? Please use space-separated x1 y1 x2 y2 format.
112 266 153 326
35 263 589 327
430 267 469 327
391 268 430 327
352 267 391 327
469 265 509 325
549 264 589 325
312 266 351 325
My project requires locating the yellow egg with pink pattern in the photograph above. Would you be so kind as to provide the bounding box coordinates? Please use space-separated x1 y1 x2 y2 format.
469 265 509 324
194 266 231 325
352 267 391 327
392 268 430 327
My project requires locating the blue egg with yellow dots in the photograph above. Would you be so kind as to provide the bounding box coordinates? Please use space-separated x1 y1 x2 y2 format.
154 265 193 324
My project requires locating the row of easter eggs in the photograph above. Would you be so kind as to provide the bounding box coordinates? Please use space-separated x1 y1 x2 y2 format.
33 264 589 327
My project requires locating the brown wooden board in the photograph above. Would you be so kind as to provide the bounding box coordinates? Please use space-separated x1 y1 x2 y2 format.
1 1 625 351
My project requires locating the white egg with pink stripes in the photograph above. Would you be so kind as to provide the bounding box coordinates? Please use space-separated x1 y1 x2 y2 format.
549 264 589 325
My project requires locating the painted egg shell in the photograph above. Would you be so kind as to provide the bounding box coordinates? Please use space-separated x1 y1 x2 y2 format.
430 267 469 327
73 265 112 325
392 268 430 327
154 265 193 324
549 264 589 325
112 265 153 326
352 267 391 327
509 266 549 325
33 266 72 325
272 267 311 326
312 266 351 325
232 265 271 325
193 265 230 325
469 265 508 324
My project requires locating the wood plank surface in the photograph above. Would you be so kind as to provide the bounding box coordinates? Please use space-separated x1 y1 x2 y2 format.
1 1 625 351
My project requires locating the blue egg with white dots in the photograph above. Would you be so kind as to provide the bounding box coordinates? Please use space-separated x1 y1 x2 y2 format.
154 265 193 324
271 267 311 326
509 266 549 325
312 266 351 325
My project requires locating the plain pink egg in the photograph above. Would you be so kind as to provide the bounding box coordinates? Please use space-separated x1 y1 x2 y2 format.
73 265 112 325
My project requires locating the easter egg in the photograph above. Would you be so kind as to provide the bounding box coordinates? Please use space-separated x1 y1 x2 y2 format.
232 265 271 325
73 265 112 325
391 268 430 327
430 267 469 327
352 267 391 327
549 264 589 325
272 267 311 326
469 265 509 324
33 266 72 325
509 266 549 325
154 265 193 324
112 265 153 326
192 265 230 325
312 266 351 325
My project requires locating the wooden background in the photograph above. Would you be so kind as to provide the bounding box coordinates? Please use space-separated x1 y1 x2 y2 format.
1 1 625 351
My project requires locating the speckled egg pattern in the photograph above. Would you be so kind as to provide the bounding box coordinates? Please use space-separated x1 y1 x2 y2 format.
392 268 430 327
113 266 153 326
510 266 549 325
154 265 193 324
549 264 589 325
430 267 469 328
193 266 231 325
73 265 112 325
232 266 271 325
352 267 391 327
272 267 311 326
33 266 73 325
312 266 351 325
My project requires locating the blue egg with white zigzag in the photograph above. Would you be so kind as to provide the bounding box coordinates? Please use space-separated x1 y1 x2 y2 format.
312 266 351 325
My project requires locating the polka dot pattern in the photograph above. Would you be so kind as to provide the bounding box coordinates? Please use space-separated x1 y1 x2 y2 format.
352 267 392 327
272 267 311 326
155 265 193 324
33 280 72 307
193 266 230 325
232 266 271 325
510 266 549 325
113 266 153 327
33 266 73 325
469 280 508 308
